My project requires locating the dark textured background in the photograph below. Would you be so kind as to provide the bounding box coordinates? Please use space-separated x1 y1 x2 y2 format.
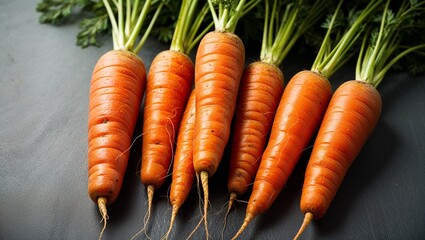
1 1 425 239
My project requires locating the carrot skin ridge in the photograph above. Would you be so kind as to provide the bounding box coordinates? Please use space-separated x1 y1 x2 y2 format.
246 70 332 218
169 89 197 208
88 50 146 205
227 61 284 198
300 80 382 220
140 50 194 189
193 31 245 176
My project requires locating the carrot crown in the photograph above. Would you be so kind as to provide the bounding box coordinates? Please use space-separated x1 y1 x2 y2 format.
170 0 213 54
310 0 384 79
355 0 425 87
208 0 260 33
102 0 164 53
260 0 329 67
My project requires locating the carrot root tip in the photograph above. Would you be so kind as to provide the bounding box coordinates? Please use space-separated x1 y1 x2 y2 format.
232 213 254 240
222 192 237 240
163 204 179 240
200 171 210 238
97 197 108 240
145 185 154 226
228 192 237 213
293 212 314 240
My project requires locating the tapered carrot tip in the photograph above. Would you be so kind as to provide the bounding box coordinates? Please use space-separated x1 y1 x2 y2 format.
200 171 210 238
163 204 179 240
231 213 254 240
145 185 154 225
293 212 314 240
227 192 237 213
97 197 108 240
222 192 238 238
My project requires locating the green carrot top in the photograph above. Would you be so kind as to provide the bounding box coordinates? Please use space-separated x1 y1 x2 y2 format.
260 0 329 67
170 0 213 54
208 0 260 33
356 0 425 87
102 0 164 54
311 0 384 79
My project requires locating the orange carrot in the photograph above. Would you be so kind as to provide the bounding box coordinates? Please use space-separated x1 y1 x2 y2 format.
225 0 328 216
164 89 196 238
231 70 332 239
193 29 245 236
226 62 284 208
192 0 260 236
294 80 382 239
140 48 194 219
136 1 212 237
232 0 382 237
294 1 425 238
87 0 163 239
88 49 146 211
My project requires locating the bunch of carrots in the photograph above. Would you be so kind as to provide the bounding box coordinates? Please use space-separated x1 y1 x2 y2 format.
38 0 425 239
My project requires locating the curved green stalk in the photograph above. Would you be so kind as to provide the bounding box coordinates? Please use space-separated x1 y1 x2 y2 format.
170 0 213 54
260 0 328 67
102 0 163 54
208 0 260 33
133 2 163 54
355 0 425 87
312 0 384 78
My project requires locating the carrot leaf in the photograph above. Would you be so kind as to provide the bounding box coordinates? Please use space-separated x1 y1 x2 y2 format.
208 0 260 33
311 0 384 78
355 0 425 87
100 0 165 53
170 0 213 54
260 0 330 67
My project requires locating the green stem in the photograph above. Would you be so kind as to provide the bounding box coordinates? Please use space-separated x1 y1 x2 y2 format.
171 0 212 54
130 0 140 26
125 0 151 51
125 0 131 37
133 2 163 54
361 0 390 83
373 44 425 87
225 0 246 32
186 4 214 54
260 0 271 60
311 0 343 75
118 0 125 47
208 0 258 33
102 0 120 48
319 0 383 77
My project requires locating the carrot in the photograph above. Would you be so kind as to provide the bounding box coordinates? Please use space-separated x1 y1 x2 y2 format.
192 0 259 237
161 2 215 238
232 0 384 238
131 1 212 238
226 62 284 208
139 49 194 231
164 89 196 239
225 0 328 216
294 1 425 238
87 0 163 239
